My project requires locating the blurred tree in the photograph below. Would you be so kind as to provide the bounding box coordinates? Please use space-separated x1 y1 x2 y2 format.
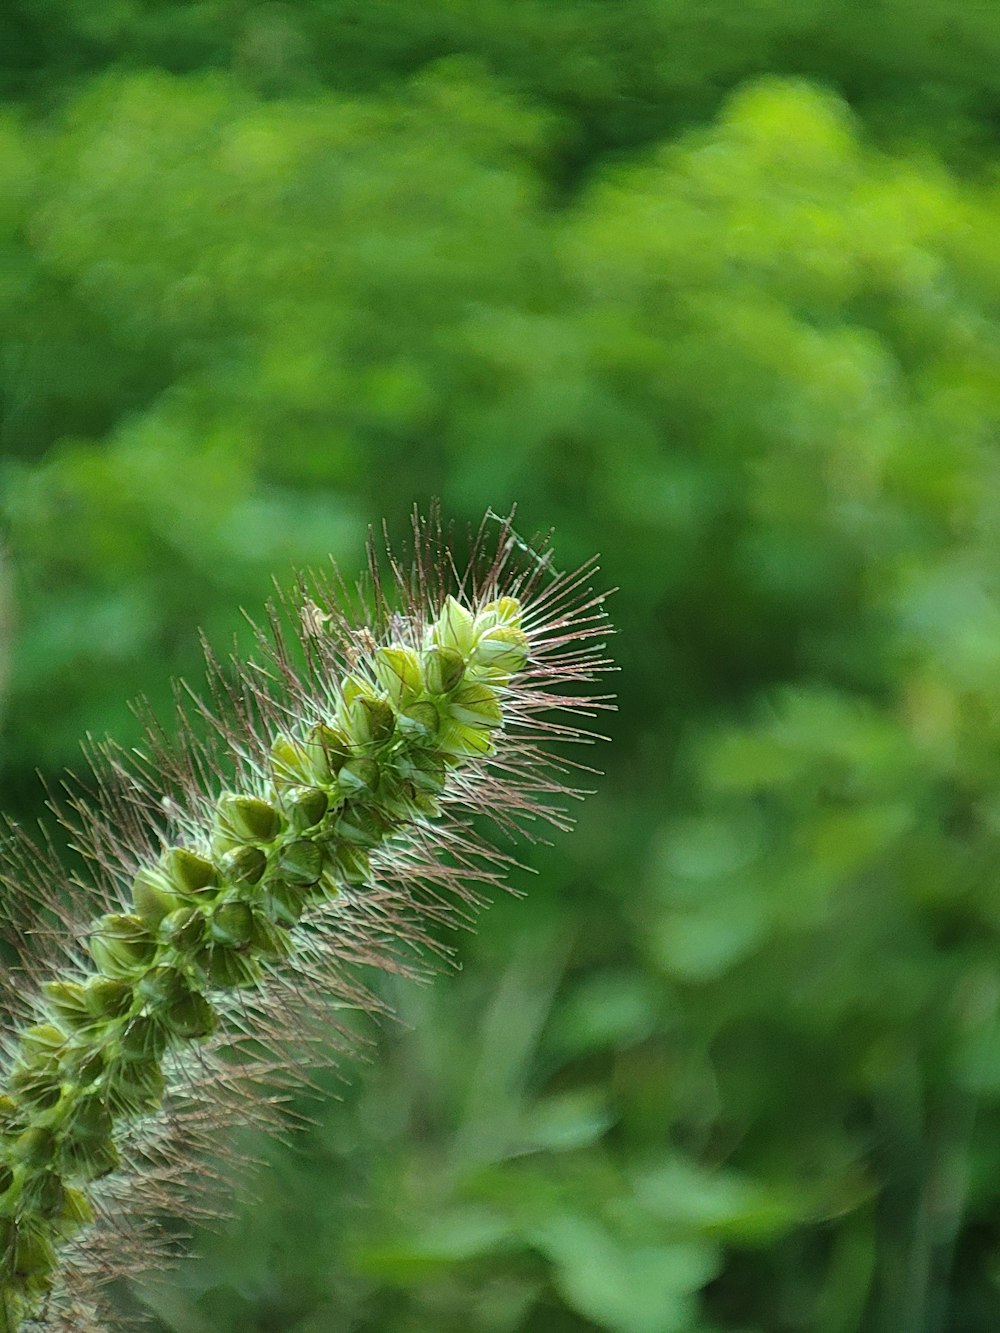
3 0 1000 172
2 11 1000 1331
0 545 8 729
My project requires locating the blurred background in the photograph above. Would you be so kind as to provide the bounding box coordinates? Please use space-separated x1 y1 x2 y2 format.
3 4 1000 1330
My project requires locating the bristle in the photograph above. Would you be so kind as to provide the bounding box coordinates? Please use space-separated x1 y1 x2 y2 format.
0 513 612 1330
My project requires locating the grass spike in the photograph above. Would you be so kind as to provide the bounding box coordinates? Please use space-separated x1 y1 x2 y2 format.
0 510 612 1329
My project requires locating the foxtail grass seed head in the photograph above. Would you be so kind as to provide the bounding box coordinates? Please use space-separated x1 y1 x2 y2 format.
0 511 612 1330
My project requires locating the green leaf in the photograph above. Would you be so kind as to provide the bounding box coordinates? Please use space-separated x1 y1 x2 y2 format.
530 1214 718 1333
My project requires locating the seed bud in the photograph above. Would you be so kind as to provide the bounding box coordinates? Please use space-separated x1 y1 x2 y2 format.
305 723 352 779
166 992 216 1039
210 900 255 947
13 1127 56 1168
479 596 522 628
84 976 134 1020
339 756 379 792
472 624 529 674
332 805 390 847
410 752 447 793
424 645 466 694
204 947 261 990
284 785 329 830
449 682 503 728
138 965 190 1007
219 844 267 885
66 1048 105 1088
88 914 156 977
277 838 323 886
63 1097 113 1144
270 733 313 786
249 914 292 958
106 1055 164 1115
328 844 370 884
30 1170 65 1218
343 694 395 747
157 906 207 952
372 646 422 703
400 699 439 734
14 1222 56 1277
19 1025 67 1060
8 1069 61 1110
437 718 494 758
216 794 281 845
432 596 477 655
63 1137 120 1182
53 1186 94 1239
132 868 182 926
163 848 219 897
42 980 90 1031
120 1015 168 1062
264 878 308 926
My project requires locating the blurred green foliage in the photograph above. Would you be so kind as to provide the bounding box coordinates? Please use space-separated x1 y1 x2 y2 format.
3 5 1000 1330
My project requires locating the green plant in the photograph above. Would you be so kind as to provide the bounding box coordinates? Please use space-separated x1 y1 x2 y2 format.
0 513 610 1331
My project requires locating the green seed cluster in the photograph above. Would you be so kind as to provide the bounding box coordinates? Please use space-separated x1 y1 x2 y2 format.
0 595 528 1331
